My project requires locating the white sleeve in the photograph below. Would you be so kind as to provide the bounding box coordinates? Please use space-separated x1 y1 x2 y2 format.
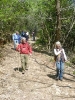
54 49 61 56
63 49 67 61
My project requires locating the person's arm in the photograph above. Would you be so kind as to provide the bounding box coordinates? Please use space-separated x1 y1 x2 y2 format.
28 44 32 54
54 49 61 56
16 44 21 52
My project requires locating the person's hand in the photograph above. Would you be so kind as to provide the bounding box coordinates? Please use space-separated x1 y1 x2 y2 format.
65 60 68 62
29 53 32 56
60 49 63 52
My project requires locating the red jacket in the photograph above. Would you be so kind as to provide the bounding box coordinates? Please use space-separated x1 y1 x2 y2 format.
16 42 32 54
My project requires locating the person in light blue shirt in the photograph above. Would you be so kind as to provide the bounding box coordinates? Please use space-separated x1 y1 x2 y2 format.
12 31 21 49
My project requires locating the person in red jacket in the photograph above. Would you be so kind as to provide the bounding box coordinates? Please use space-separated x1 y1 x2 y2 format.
16 37 32 74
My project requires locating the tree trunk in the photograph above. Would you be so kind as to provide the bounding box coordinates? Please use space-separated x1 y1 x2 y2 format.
55 0 61 41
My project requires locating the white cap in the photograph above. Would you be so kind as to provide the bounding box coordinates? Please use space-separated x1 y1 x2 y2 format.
21 37 26 40
26 32 29 35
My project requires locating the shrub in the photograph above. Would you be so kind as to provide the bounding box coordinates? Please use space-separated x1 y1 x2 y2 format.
70 57 75 64
73 71 75 75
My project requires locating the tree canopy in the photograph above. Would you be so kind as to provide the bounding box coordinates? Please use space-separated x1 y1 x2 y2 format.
0 0 75 52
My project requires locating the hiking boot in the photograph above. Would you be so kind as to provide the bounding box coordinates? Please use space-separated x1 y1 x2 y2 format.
60 78 63 81
56 77 59 80
22 72 25 74
22 71 25 74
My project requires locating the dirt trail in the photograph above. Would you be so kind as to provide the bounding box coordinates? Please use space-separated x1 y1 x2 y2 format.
0 39 75 100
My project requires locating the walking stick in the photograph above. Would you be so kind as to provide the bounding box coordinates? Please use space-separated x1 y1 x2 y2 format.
18 46 21 72
16 44 21 72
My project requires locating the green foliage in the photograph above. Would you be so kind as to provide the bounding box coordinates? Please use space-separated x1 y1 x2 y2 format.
70 57 75 64
0 0 75 52
73 71 75 75
0 0 30 32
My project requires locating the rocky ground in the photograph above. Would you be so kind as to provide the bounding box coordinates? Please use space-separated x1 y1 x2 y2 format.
0 39 75 100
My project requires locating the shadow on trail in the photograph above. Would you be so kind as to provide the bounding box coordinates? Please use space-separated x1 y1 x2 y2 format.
47 73 75 82
63 76 75 82
33 48 53 56
14 67 23 72
64 72 75 78
47 74 56 80
31 56 55 70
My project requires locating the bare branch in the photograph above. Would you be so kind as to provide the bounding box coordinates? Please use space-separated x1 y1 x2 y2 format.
62 19 75 45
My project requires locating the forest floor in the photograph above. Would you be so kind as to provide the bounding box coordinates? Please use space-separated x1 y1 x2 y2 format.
0 38 75 100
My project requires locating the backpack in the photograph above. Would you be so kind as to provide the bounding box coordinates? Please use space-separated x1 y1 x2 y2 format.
54 55 57 61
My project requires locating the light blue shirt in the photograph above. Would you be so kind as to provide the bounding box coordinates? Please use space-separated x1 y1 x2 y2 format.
12 33 19 40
